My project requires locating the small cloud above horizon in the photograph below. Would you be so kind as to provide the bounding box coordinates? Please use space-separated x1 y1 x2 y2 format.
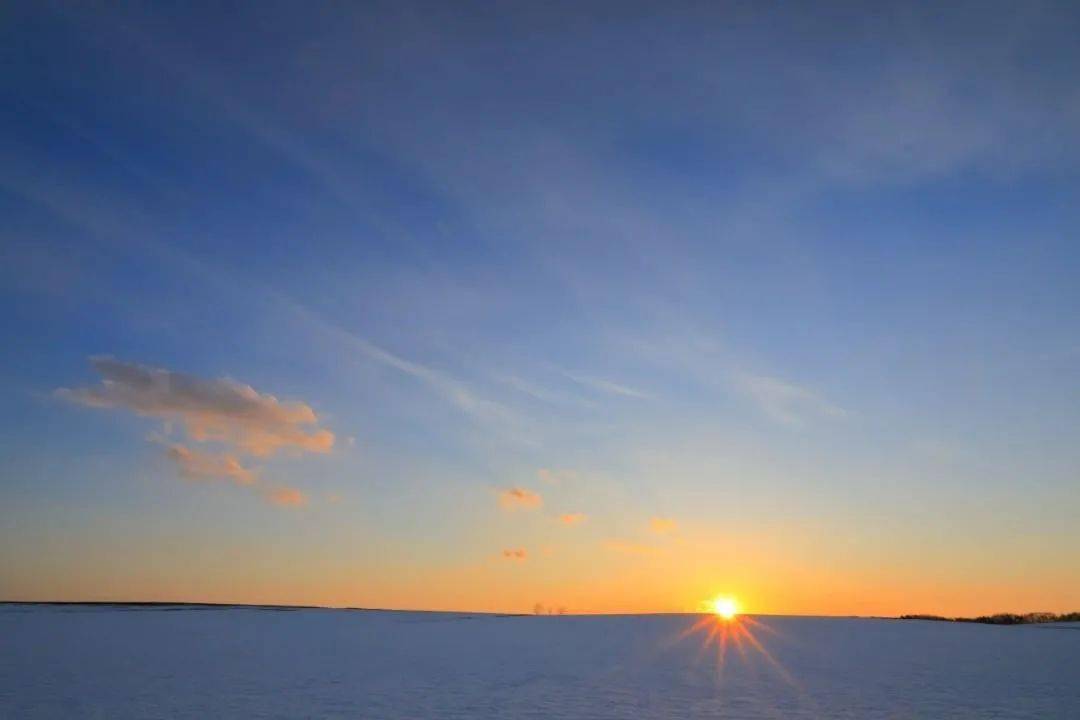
558 513 587 526
649 517 678 535
502 548 527 561
267 487 308 508
499 487 542 510
165 443 257 486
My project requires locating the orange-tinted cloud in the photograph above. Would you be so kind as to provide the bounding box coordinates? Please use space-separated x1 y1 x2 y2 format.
499 487 542 510
558 513 587 526
57 357 334 457
165 443 256 486
268 487 308 507
649 517 678 535
502 548 527 561
59 358 327 508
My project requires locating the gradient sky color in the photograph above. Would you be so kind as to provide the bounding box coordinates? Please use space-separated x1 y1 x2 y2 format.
2 1 1079 616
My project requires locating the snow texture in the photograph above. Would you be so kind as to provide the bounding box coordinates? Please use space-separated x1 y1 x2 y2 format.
2 605 1078 718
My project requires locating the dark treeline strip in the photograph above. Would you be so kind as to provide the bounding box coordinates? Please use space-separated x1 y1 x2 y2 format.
900 612 1080 625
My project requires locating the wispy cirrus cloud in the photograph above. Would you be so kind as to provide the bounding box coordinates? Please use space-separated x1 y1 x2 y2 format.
500 375 597 409
735 372 846 427
498 487 542 510
563 372 650 400
611 326 849 430
319 323 503 425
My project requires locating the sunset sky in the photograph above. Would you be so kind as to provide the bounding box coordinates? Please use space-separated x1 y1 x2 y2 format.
2 1 1079 616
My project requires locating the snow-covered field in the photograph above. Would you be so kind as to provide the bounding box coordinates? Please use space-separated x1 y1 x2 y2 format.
2 605 1078 718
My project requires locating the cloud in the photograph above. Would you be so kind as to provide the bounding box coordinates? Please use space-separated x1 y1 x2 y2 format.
649 517 678 535
735 373 846 427
59 357 329 508
498 487 542 510
339 333 502 423
558 513 587 526
164 444 256 486
501 375 598 409
502 548 527 561
563 372 650 400
57 357 334 456
267 487 308 507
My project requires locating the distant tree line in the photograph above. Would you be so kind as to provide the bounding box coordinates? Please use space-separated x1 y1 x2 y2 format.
900 612 1080 625
533 603 568 616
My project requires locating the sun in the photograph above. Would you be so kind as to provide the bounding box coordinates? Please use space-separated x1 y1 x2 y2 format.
709 596 739 620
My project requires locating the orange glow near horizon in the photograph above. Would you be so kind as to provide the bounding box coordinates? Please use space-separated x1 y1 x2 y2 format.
7 521 1080 617
708 595 739 620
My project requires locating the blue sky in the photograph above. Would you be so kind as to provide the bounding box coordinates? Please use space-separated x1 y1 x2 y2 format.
2 1 1079 614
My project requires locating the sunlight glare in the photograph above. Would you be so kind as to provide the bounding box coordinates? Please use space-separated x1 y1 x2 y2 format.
709 596 739 620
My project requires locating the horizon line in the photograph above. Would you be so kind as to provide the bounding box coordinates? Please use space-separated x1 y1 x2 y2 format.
7 600 1074 620
0 599 868 618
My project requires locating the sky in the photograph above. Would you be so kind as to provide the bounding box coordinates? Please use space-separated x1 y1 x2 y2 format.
2 1 1079 616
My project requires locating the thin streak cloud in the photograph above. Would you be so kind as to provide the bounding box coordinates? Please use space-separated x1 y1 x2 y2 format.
736 373 846 427
564 372 651 400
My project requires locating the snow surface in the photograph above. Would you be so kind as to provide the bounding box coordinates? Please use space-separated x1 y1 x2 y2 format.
2 605 1078 718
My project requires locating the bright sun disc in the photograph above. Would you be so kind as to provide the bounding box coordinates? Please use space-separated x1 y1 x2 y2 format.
710 596 738 620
